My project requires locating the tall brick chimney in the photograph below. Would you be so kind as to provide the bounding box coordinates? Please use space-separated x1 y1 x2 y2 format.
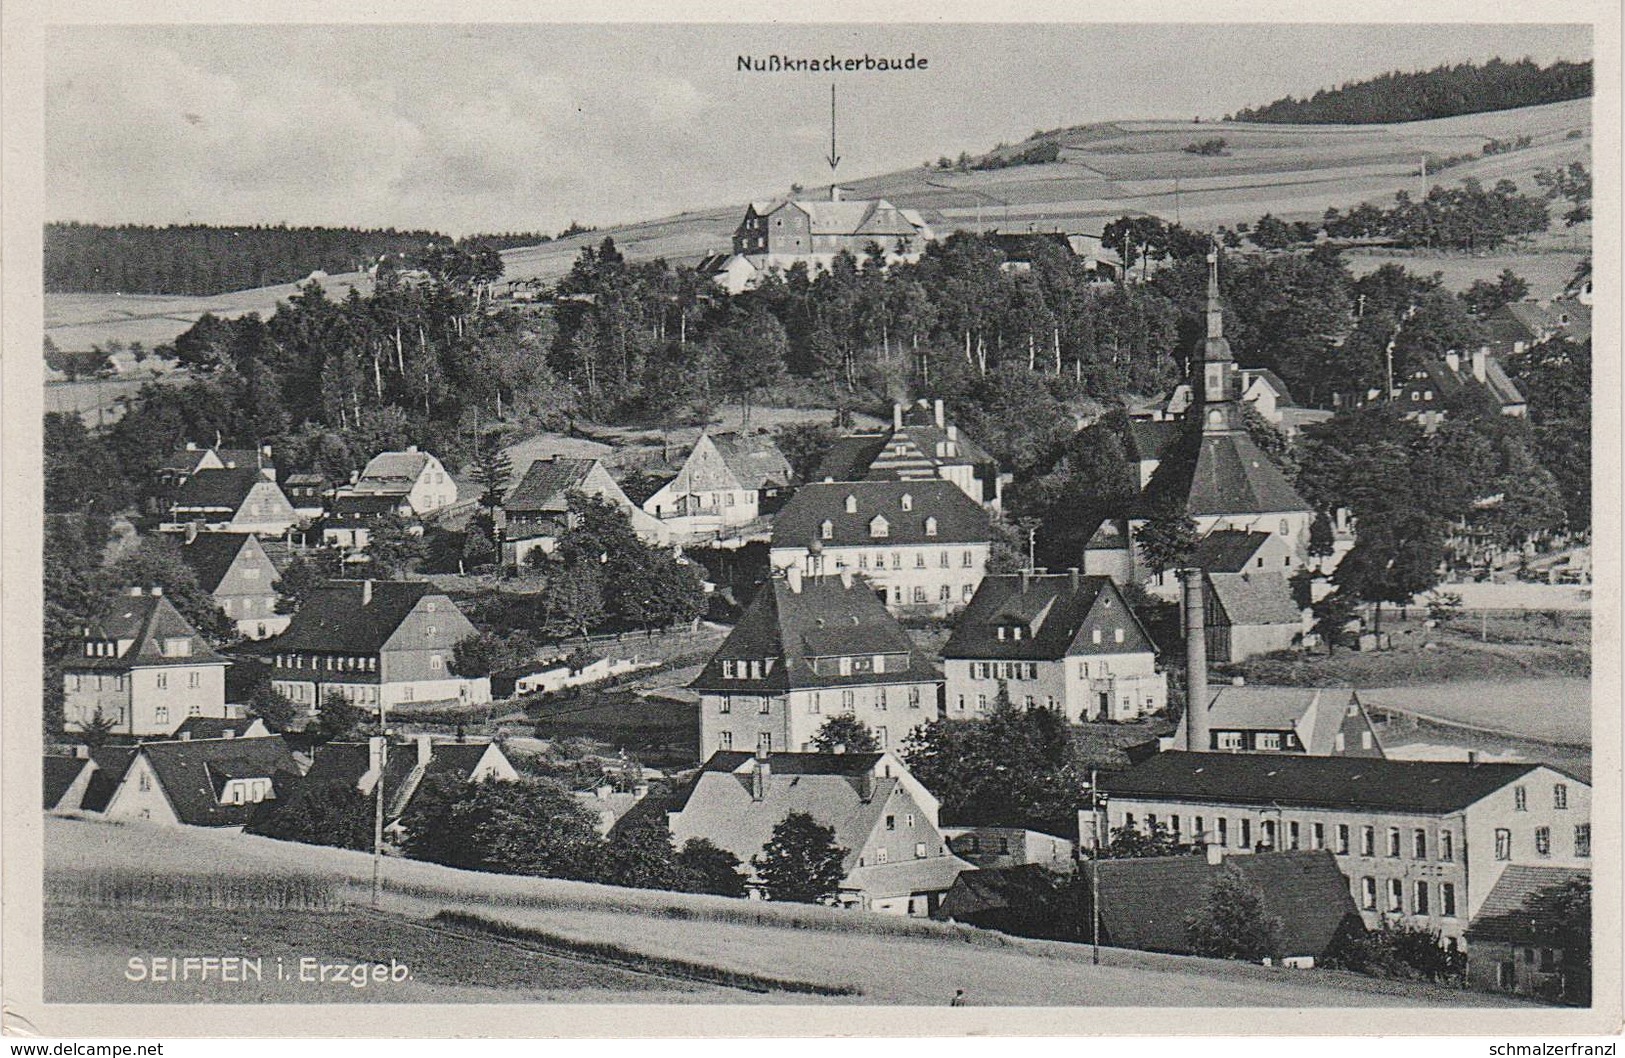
1182 568 1210 752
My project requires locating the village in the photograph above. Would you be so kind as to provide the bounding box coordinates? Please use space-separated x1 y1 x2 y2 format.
36 46 1598 1010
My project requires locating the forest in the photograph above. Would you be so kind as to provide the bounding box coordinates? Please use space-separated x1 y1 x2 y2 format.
1229 58 1592 125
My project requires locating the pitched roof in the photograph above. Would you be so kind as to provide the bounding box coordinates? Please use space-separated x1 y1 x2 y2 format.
330 493 413 518
1103 751 1550 814
670 751 912 874
503 457 597 513
1173 686 1358 754
1186 431 1311 518
80 747 137 812
936 863 1059 922
943 573 1155 661
263 739 502 825
773 480 991 550
172 716 271 740
708 433 793 490
1191 530 1274 574
1208 571 1303 627
159 445 217 475
178 532 260 593
358 449 431 486
45 755 90 809
787 198 925 238
1081 851 1359 959
171 467 266 511
1466 867 1590 944
259 580 439 654
137 736 301 827
1241 368 1296 405
1125 419 1184 465
69 590 229 671
815 435 889 482
214 448 275 472
691 574 933 692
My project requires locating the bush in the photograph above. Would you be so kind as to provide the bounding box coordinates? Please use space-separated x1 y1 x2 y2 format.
1183 137 1228 156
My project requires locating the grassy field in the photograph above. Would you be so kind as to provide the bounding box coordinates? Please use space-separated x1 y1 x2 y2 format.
43 816 1526 1007
45 100 1590 353
526 689 699 767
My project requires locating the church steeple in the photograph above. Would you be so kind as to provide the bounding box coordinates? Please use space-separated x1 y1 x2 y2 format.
1199 248 1236 433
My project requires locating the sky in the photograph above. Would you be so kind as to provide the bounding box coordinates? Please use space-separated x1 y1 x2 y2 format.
44 23 1592 237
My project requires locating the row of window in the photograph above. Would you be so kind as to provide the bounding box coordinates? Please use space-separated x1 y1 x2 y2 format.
719 729 893 752
1359 876 1458 918
151 703 205 724
1495 824 1589 860
857 841 931 866
718 686 925 714
969 661 1040 681
719 658 777 680
1513 783 1572 811
275 653 380 672
820 547 977 568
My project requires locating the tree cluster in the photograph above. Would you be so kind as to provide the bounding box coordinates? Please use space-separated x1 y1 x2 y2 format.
1229 58 1592 125
1322 178 1550 251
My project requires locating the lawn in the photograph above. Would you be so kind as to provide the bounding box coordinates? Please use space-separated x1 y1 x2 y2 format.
525 689 699 767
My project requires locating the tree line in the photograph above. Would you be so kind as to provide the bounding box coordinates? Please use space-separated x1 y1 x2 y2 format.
1229 58 1592 125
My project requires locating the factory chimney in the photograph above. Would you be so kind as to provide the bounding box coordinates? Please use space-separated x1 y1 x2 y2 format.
1181 568 1210 752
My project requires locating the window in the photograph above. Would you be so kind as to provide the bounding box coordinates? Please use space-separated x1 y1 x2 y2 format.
956 695 966 711
876 847 889 864
869 516 890 538
1495 828 1512 860
977 693 987 711
1413 829 1427 860
886 815 896 831
1216 732 1243 750
719 731 733 750
962 551 974 568
1239 818 1251 848
908 686 921 709
900 493 913 512
915 552 926 569
139 770 152 792
757 697 771 715
1387 827 1401 858
1361 877 1377 910
188 702 201 717
1288 821 1301 850
188 671 201 688
1575 825 1590 857
1514 785 1527 811
1091 629 1102 645
877 687 888 711
758 732 772 754
1260 819 1276 849
820 520 834 540
925 517 937 537
1387 878 1403 913
963 584 975 600
1311 822 1325 850
912 586 928 603
1113 628 1124 644
1535 826 1551 857
939 585 952 602
1414 881 1430 916
1553 783 1568 810
718 694 732 714
1440 830 1453 862
430 655 442 671
1361 826 1375 857
844 495 858 514
1441 883 1457 917
156 673 168 690
155 706 169 723
1217 818 1228 847
841 690 855 709
1257 733 1281 750
939 551 950 568
915 842 927 859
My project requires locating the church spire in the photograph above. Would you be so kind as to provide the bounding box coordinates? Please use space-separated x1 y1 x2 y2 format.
1199 246 1236 433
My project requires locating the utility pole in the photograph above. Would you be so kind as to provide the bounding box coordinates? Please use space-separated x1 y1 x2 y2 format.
371 699 387 909
1090 767 1106 966
1420 155 1428 200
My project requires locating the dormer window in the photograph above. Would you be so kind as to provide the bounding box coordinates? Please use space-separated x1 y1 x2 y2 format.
163 637 192 658
925 516 938 537
820 519 834 540
844 494 858 514
900 493 913 512
869 516 890 539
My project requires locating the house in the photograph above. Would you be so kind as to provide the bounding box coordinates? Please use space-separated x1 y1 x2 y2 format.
283 472 333 521
1484 300 1591 357
690 569 942 755
251 736 516 841
668 749 972 915
1091 752 1592 944
162 467 299 537
941 826 1076 872
1126 258 1315 588
76 747 137 815
319 492 417 551
942 569 1167 723
574 781 652 837
1079 850 1361 967
641 431 793 541
349 446 458 516
1169 686 1383 757
986 231 1116 280
726 191 935 286
501 456 668 567
100 736 302 829
177 530 288 639
172 715 272 741
44 753 97 811
260 579 491 713
1198 569 1307 663
1396 349 1528 428
814 399 1003 510
770 480 993 616
157 443 277 492
695 252 765 296
62 587 231 738
1238 368 1332 438
1465 866 1590 1001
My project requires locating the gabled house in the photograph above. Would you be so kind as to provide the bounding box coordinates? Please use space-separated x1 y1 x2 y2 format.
172 715 272 741
731 193 934 272
1238 368 1332 438
163 467 299 537
941 826 1076 872
691 570 942 755
501 456 668 567
942 569 1166 722
319 492 417 552
1396 348 1528 428
1484 300 1591 357
63 587 231 737
156 443 276 493
100 735 301 829
1465 866 1590 1001
1198 568 1307 663
641 431 793 541
668 750 973 915
76 747 137 815
1093 752 1591 944
770 480 993 616
1169 686 1383 757
260 579 490 713
251 736 516 841
44 753 97 811
349 446 458 515
177 530 288 639
814 399 1004 511
283 472 334 521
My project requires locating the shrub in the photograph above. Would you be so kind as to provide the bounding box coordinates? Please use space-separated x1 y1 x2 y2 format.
1183 137 1228 156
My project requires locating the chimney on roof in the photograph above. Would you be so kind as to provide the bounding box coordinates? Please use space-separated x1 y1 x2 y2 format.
751 751 770 801
178 730 191 741
74 744 90 760
406 444 419 453
223 729 235 739
1445 350 1461 374
184 522 199 545
186 442 198 451
127 586 144 597
860 769 876 802
1472 347 1487 384
947 424 958 441
150 586 163 597
362 579 374 606
1181 568 1210 753
1068 567 1080 591
417 733 433 767
1467 750 1480 766
893 403 904 431
934 399 945 428
1021 569 1031 593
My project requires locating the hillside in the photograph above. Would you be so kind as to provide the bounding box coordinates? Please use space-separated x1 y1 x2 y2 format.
43 98 1590 354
